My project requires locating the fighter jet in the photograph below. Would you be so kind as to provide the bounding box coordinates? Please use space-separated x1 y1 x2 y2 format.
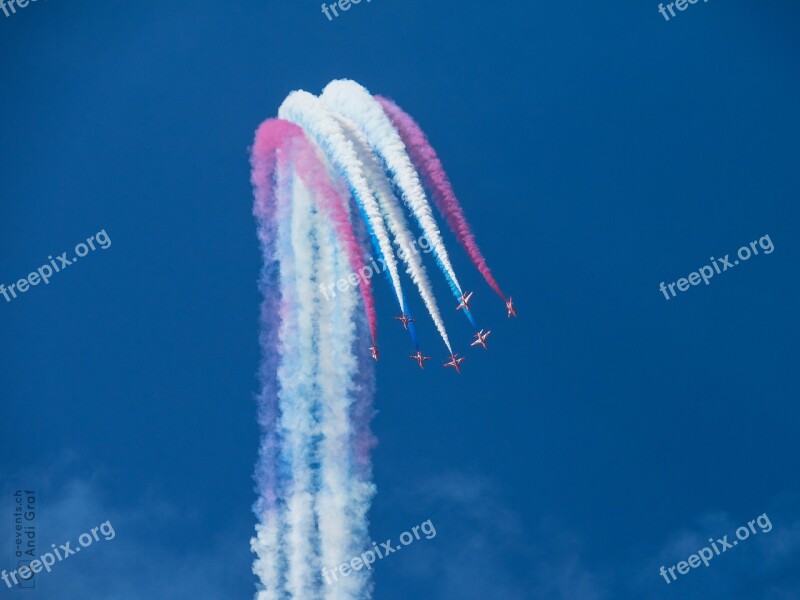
505 297 517 318
409 350 431 369
370 346 379 361
456 291 474 312
394 314 415 330
443 353 466 373
470 329 492 349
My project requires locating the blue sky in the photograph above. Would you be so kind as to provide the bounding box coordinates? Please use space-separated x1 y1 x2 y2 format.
1 0 799 598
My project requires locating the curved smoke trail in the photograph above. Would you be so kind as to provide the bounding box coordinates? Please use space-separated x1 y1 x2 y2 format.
278 92 411 329
321 80 475 328
334 113 453 354
376 95 507 300
251 80 508 599
251 119 378 345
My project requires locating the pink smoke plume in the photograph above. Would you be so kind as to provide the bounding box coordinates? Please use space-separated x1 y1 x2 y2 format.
251 118 378 344
376 96 506 300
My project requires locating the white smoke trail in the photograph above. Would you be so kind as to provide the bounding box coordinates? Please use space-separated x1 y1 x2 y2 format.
278 171 321 599
252 520 282 600
334 114 454 354
278 91 410 318
321 80 466 299
315 206 375 600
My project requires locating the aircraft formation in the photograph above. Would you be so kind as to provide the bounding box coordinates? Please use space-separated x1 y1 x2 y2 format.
371 291 518 373
251 80 521 599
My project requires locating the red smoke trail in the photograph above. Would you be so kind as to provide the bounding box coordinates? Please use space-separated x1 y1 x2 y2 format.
251 118 379 344
376 96 507 300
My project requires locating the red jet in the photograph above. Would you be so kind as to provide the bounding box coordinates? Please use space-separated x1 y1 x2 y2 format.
505 297 517 318
370 346 379 361
456 291 474 312
470 329 492 349
409 351 431 369
394 314 415 329
443 353 466 373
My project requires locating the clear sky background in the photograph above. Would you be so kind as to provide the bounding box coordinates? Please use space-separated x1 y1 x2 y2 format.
1 1 799 598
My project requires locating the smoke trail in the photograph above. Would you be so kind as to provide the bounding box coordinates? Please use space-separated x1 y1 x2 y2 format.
251 121 380 598
320 80 474 328
376 96 507 300
251 135 287 600
280 171 322 599
252 118 379 346
335 114 454 353
278 92 411 325
251 79 513 600
252 155 315 599
315 207 374 600
252 119 377 600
